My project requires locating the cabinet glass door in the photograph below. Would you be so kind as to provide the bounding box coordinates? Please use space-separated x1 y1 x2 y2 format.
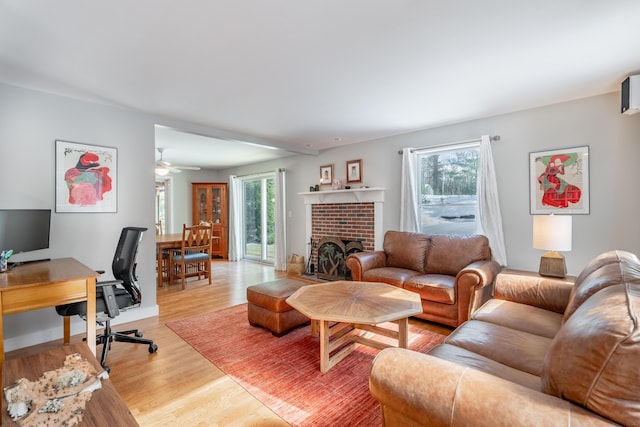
196 188 208 224
211 187 222 224
243 177 275 262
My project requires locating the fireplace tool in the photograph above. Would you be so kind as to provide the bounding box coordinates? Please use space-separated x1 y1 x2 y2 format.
304 237 315 275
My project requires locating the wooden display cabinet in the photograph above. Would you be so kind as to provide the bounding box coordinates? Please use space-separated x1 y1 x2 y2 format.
192 182 228 258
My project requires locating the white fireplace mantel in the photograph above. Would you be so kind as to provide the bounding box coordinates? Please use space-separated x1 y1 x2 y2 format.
298 187 385 205
299 187 385 250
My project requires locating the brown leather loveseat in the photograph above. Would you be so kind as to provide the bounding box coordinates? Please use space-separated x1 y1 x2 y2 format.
369 250 640 426
346 231 501 327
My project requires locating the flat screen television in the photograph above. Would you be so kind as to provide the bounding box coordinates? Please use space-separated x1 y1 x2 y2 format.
0 209 51 255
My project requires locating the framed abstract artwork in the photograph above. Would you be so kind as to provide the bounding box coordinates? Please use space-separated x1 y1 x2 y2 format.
319 164 333 186
55 140 117 213
346 159 362 183
529 146 589 214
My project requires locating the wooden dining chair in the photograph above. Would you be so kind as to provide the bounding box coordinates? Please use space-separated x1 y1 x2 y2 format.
169 223 213 289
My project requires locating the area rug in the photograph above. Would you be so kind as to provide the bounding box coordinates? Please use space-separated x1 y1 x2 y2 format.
166 304 446 426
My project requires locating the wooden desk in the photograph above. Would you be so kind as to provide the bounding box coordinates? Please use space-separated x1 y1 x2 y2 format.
2 342 139 426
0 258 99 387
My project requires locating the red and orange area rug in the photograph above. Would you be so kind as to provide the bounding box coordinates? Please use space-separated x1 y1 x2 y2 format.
166 304 446 426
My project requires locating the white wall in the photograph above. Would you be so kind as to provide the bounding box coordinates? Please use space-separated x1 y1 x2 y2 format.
211 91 640 275
0 83 159 351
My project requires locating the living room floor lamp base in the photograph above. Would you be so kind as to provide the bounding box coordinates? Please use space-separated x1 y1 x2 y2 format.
533 214 572 278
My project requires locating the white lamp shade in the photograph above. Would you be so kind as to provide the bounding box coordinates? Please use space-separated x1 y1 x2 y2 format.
533 215 572 252
155 167 169 176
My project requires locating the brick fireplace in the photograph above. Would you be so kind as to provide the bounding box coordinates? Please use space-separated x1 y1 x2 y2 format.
300 187 385 275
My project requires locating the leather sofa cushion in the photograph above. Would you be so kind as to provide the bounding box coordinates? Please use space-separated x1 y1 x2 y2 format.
494 270 573 314
362 267 422 288
445 320 552 377
563 250 640 322
473 299 563 339
425 234 490 276
404 274 455 304
427 343 541 390
383 231 430 272
542 283 640 427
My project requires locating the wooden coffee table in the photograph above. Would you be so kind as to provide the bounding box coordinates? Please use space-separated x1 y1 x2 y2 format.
286 281 422 373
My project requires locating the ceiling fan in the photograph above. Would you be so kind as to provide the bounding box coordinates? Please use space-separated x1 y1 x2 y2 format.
155 148 201 176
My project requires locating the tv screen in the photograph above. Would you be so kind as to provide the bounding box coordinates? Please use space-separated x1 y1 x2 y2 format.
0 209 51 255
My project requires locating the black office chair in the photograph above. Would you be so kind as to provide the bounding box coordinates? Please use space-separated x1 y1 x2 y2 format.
56 226 158 372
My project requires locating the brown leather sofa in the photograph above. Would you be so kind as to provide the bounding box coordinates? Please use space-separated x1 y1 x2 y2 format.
346 231 501 327
369 250 640 426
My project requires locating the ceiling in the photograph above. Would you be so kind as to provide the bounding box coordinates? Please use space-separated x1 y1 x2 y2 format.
154 126 295 170
2 1 640 169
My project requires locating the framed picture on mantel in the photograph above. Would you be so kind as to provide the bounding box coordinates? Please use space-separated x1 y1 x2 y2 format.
320 164 333 186
346 159 362 183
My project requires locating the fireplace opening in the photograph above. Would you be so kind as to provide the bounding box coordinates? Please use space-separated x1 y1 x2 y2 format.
316 237 363 281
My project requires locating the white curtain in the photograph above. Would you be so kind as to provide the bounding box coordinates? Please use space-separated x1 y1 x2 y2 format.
274 168 287 271
400 147 420 232
476 135 508 266
227 175 243 261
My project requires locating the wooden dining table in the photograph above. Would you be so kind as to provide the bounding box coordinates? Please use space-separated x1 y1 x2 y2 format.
156 233 183 288
155 233 219 287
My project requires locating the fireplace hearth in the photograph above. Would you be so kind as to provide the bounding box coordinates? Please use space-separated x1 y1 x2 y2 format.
316 236 363 281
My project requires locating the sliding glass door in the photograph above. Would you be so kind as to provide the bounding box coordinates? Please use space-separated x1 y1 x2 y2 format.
243 176 275 262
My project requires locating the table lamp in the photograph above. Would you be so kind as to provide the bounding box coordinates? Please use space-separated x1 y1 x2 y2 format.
533 214 572 278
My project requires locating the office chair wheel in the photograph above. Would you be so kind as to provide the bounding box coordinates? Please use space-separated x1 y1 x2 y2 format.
149 343 158 353
135 331 143 338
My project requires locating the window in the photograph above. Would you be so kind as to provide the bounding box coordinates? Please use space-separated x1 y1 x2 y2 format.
417 143 479 234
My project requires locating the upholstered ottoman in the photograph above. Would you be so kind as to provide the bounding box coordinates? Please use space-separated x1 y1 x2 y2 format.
247 279 310 336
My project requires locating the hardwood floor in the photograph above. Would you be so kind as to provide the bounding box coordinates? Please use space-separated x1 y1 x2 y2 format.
5 260 452 426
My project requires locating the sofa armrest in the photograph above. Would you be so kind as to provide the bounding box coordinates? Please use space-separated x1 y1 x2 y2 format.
455 260 501 323
494 269 575 314
369 348 616 427
346 251 387 281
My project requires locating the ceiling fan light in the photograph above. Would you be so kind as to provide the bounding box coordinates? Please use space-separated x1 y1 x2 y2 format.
155 166 169 176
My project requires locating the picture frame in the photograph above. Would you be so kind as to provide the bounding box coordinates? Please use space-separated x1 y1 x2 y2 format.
346 159 362 183
55 140 117 213
319 164 333 186
529 145 589 214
